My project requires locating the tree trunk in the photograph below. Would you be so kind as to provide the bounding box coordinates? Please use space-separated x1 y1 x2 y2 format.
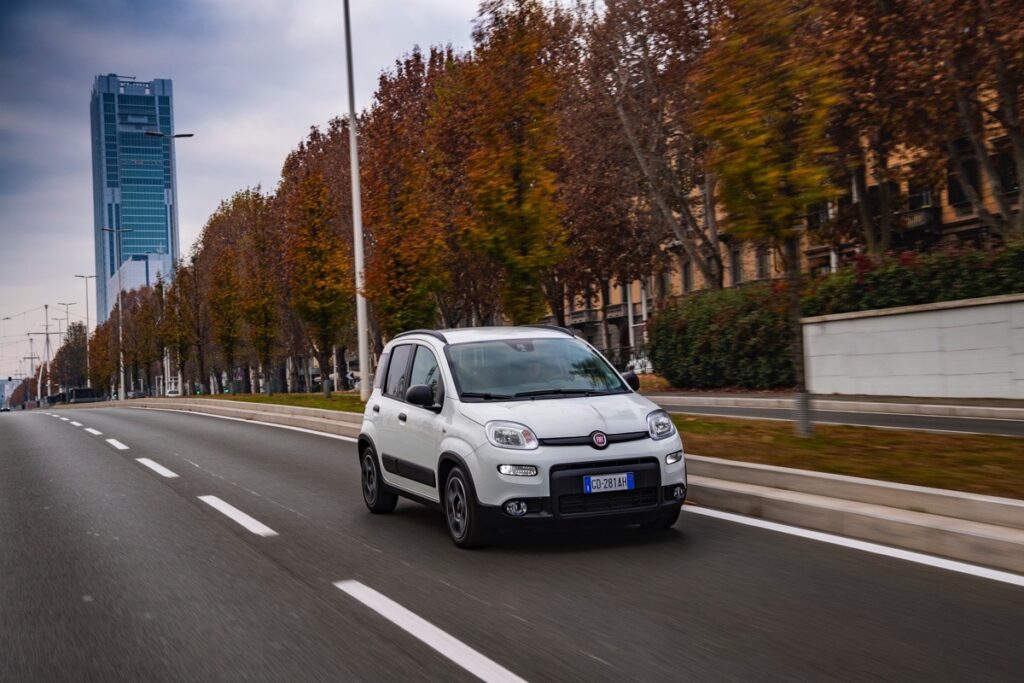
319 350 332 399
784 235 812 438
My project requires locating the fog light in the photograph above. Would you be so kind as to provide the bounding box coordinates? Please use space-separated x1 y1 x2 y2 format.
672 485 685 500
504 500 528 516
666 450 683 465
498 464 538 477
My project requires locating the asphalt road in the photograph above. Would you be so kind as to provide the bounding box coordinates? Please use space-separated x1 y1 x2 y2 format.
657 403 1024 437
2 407 1022 682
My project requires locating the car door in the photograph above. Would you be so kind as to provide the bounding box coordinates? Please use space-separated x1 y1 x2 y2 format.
376 343 414 487
392 344 445 498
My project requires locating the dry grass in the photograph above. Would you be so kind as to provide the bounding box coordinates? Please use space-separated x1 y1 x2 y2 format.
674 414 1024 500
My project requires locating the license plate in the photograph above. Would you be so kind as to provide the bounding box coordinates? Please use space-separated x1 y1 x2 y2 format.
583 472 635 494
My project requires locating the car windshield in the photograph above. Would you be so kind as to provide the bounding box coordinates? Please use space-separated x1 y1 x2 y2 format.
447 338 628 401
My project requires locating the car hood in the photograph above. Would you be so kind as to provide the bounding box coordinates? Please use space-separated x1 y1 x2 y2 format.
458 392 657 438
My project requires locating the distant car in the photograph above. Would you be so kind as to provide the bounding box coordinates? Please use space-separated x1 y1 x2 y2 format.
127 391 146 399
0 406 10 412
165 389 181 397
358 326 687 548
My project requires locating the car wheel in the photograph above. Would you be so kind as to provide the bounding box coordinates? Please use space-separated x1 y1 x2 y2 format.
641 505 681 530
361 447 398 513
443 466 489 549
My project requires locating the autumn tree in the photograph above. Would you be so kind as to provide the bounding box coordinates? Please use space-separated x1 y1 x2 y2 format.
464 0 566 324
51 322 89 389
697 0 842 436
592 0 727 290
234 188 280 394
284 168 354 398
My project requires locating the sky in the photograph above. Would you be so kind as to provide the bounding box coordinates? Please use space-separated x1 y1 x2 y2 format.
0 0 482 380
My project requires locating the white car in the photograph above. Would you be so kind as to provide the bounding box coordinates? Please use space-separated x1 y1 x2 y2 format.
357 326 687 547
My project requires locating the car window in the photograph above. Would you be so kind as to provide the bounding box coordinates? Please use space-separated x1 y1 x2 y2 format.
408 346 443 406
384 345 413 399
373 352 389 390
447 338 627 400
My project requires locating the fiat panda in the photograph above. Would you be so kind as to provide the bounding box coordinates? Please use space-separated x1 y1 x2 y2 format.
357 326 687 547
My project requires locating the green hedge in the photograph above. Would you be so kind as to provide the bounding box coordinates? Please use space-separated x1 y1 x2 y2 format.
649 241 1024 389
803 240 1024 317
648 283 795 389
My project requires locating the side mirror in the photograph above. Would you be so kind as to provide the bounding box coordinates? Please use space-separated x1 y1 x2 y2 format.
405 384 436 409
622 371 640 391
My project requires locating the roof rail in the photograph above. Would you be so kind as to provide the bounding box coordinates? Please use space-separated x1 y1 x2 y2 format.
394 329 448 344
524 324 575 338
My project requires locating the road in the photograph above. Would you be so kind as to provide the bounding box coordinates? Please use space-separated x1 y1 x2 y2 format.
2 407 1022 681
657 403 1024 437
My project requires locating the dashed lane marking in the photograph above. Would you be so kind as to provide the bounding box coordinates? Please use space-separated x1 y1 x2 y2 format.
106 438 129 450
84 428 102 435
136 458 179 478
335 580 527 683
198 495 278 537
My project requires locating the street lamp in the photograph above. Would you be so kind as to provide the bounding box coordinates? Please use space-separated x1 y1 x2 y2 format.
343 0 370 401
75 275 95 387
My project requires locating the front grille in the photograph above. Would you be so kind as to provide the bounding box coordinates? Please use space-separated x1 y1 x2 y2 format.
558 487 658 515
549 457 657 474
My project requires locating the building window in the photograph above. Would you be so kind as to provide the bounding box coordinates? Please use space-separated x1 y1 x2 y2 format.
993 150 1020 196
907 182 935 211
682 261 693 292
806 202 829 230
730 248 743 285
660 270 673 298
756 247 770 279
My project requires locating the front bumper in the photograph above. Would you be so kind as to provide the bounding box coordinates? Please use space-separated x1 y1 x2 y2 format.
477 456 687 527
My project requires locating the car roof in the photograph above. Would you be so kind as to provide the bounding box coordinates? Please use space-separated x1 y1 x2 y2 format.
391 326 576 347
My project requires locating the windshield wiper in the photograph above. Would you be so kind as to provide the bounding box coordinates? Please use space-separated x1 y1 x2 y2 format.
460 391 514 400
514 388 609 398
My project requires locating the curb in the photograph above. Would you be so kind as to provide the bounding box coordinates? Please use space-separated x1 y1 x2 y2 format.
650 395 1024 421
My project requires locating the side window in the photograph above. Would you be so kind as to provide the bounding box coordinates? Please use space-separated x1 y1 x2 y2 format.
384 345 413 399
408 346 444 406
373 353 389 390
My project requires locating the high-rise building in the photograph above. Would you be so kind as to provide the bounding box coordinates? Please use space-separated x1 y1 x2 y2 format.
90 74 181 322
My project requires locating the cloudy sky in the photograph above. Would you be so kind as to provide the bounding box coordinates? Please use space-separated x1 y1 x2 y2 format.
0 0 481 379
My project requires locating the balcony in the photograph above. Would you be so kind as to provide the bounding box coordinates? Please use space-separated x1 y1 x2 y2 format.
903 206 942 232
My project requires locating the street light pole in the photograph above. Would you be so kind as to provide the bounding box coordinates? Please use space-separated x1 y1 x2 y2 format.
75 275 95 387
343 0 370 401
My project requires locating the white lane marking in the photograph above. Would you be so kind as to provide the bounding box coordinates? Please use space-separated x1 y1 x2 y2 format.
59 417 70 421
84 428 103 435
685 506 1024 588
198 495 278 537
133 406 358 442
136 458 179 478
335 580 526 683
106 438 129 450
70 421 83 427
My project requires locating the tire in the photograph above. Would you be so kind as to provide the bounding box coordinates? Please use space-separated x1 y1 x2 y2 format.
360 446 398 513
443 466 490 549
641 505 681 530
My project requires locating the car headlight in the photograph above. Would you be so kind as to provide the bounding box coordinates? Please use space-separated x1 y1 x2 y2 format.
647 409 675 440
486 421 539 450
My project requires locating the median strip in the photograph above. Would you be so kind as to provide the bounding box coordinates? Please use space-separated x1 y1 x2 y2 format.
334 580 526 683
106 438 129 450
198 495 278 537
136 458 179 479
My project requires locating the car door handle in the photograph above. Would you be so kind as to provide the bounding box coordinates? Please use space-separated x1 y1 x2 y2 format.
398 412 407 423
372 404 380 413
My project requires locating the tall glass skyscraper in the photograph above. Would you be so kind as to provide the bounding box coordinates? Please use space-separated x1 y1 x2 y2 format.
90 74 181 322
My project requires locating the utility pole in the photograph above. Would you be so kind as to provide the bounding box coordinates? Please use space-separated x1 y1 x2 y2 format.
75 275 95 387
343 0 370 400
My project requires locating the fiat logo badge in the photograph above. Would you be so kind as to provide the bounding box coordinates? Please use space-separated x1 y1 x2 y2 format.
591 431 608 449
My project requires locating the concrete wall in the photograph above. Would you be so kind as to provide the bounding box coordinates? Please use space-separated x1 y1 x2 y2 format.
802 293 1024 399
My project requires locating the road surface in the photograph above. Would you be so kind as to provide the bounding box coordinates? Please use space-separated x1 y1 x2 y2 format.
2 407 1022 681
